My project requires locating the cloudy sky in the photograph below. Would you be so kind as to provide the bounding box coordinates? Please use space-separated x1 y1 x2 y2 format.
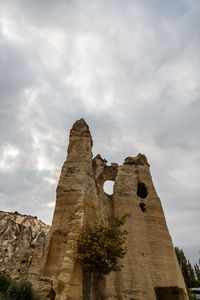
0 0 199 263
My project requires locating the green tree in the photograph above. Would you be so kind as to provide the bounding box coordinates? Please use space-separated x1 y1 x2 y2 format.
194 263 200 281
0 274 11 297
187 288 196 300
175 247 192 287
175 247 200 300
6 281 40 300
75 214 129 275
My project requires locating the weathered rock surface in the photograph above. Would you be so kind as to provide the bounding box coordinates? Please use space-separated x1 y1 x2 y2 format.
0 211 50 293
40 119 188 300
41 119 99 300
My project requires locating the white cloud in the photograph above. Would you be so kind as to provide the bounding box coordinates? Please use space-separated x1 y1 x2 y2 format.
0 0 199 263
0 145 19 170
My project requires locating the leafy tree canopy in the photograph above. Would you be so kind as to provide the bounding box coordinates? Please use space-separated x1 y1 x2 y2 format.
175 247 200 300
175 247 200 288
75 214 129 275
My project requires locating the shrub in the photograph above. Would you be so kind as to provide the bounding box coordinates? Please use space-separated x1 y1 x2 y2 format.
187 288 196 300
6 280 40 300
0 274 11 296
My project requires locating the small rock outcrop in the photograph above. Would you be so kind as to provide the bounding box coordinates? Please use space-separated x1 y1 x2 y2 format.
40 119 188 300
0 211 50 293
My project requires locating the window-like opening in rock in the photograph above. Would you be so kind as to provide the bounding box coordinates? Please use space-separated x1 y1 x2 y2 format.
103 180 114 195
21 260 27 264
154 287 185 300
137 182 147 199
139 202 146 212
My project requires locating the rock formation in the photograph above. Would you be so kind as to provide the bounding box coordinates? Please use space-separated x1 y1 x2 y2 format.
0 211 50 294
40 119 188 300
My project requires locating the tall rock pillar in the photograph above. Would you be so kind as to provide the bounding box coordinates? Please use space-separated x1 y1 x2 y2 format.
40 119 99 300
40 119 188 300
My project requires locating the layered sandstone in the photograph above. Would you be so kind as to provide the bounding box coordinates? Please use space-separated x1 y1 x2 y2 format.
40 119 99 299
0 211 50 293
40 119 188 300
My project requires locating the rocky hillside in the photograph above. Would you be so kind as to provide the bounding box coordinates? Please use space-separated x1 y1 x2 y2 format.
0 211 51 292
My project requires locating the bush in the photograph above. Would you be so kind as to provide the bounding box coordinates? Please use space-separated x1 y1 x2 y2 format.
0 275 11 297
187 288 196 300
75 214 129 275
6 281 40 300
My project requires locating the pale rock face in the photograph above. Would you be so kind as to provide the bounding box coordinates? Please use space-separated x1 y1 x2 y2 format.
40 119 188 300
0 211 50 294
40 119 99 300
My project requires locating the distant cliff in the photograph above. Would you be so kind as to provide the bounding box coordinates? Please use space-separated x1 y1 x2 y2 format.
0 211 51 293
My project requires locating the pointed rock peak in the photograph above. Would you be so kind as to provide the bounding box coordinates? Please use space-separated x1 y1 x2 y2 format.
70 118 91 138
123 153 150 167
72 118 88 129
93 154 108 163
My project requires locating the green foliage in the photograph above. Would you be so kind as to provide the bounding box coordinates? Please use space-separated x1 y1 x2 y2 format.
194 262 200 281
0 275 11 296
175 247 200 300
75 214 129 275
6 280 40 300
0 274 41 300
175 247 199 288
187 288 196 300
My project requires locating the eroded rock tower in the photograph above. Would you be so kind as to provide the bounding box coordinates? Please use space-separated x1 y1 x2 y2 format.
40 119 188 300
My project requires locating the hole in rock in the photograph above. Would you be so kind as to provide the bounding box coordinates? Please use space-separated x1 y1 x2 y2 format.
139 202 146 212
21 260 27 264
137 182 147 199
154 287 185 300
103 180 114 195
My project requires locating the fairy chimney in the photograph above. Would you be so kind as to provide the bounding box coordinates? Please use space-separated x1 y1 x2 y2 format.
40 119 188 300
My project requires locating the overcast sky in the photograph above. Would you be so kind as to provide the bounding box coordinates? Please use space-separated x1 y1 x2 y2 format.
0 0 199 264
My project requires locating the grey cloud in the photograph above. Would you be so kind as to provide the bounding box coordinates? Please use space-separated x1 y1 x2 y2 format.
0 31 36 100
0 0 199 264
